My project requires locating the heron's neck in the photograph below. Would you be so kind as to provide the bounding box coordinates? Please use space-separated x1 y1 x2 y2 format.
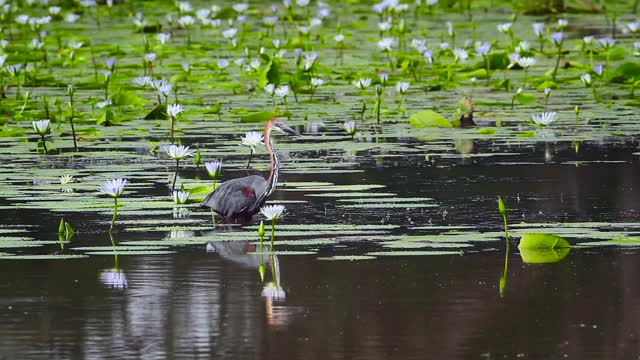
265 127 280 196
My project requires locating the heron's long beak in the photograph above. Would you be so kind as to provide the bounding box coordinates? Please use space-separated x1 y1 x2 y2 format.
279 123 301 136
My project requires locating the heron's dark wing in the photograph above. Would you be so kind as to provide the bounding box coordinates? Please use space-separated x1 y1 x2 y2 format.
201 175 268 217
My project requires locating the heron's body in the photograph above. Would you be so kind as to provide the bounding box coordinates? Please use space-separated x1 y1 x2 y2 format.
202 118 295 222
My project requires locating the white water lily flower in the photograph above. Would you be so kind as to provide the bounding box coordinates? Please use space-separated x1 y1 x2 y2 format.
156 33 171 44
593 64 604 77
343 120 356 135
310 78 324 87
178 15 195 27
550 32 564 46
296 0 310 6
32 120 50 136
531 112 558 126
627 22 639 33
222 28 237 39
133 76 151 87
303 52 318 71
557 19 568 28
30 38 44 49
598 37 615 49
205 160 223 179
309 17 322 28
157 82 173 97
515 41 530 53
65 13 80 23
395 81 410 94
98 178 127 198
260 204 286 220
497 22 512 33
377 37 396 52
334 34 345 43
217 59 230 69
379 72 388 84
144 53 156 63
167 104 184 118
533 23 544 37
581 73 592 86
177 1 192 13
49 6 61 15
517 57 536 68
544 88 551 96
96 99 112 109
232 3 249 12
263 16 278 25
241 131 264 152
453 48 468 62
378 21 391 32
165 145 195 160
264 83 275 96
59 175 74 185
583 36 594 44
353 78 372 90
172 190 190 204
475 41 491 55
68 41 83 50
274 85 289 98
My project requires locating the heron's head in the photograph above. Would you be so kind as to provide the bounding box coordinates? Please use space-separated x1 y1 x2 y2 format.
269 118 301 136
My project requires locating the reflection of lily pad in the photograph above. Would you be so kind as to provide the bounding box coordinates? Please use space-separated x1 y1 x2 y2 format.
317 255 377 261
519 247 570 264
366 250 463 256
0 254 89 260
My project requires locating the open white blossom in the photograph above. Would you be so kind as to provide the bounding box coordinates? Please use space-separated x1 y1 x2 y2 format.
32 120 50 136
260 204 286 220
241 131 264 153
353 78 372 90
164 145 195 160
530 112 558 126
167 104 184 118
98 178 127 198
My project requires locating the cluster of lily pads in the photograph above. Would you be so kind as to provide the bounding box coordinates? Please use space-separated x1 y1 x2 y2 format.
1 0 639 259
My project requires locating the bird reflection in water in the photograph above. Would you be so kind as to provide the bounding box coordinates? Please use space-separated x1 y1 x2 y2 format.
206 239 301 327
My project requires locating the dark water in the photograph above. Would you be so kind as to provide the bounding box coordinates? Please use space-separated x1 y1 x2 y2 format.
2 140 640 359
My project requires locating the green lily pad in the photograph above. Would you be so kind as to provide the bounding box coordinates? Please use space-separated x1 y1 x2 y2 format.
409 110 452 128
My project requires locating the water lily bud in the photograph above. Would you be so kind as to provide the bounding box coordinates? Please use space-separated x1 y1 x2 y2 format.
258 220 265 237
498 196 506 216
574 105 579 116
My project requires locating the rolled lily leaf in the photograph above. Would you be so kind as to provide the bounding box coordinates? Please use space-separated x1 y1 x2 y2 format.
519 247 570 264
518 233 571 264
518 233 570 250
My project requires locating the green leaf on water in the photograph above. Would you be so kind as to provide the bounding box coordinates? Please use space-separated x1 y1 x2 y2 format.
144 104 167 120
476 128 495 135
518 233 571 250
519 248 570 264
240 111 275 123
516 93 537 105
610 62 640 84
517 132 535 137
409 110 452 128
111 90 145 107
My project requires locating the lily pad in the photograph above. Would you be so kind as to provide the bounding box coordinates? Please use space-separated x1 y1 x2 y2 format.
518 233 571 250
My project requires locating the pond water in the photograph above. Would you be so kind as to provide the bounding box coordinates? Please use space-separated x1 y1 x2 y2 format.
2 0 640 358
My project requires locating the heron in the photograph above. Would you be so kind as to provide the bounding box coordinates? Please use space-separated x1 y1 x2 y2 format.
202 118 299 223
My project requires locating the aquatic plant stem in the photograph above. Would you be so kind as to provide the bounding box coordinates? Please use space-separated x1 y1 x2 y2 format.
246 149 254 169
40 135 48 155
109 198 119 233
69 112 78 152
170 115 175 144
172 160 180 192
551 46 562 81
270 219 276 248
